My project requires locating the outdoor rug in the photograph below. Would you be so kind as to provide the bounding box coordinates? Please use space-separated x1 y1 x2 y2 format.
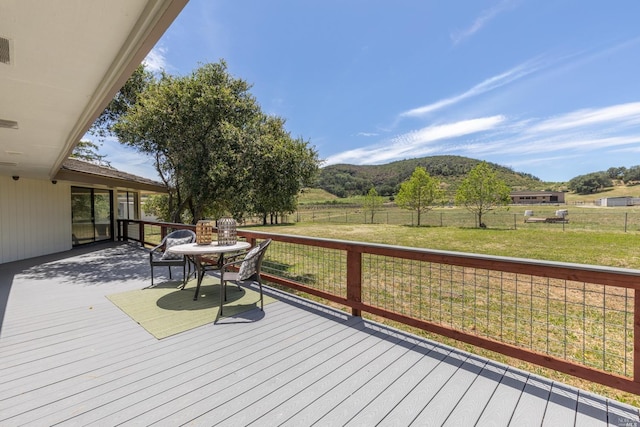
107 276 275 339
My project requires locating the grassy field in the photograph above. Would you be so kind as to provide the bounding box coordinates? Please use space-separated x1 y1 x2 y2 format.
246 221 640 406
248 222 640 268
293 187 640 233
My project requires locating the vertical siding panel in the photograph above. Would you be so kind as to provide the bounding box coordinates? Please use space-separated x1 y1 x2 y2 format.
0 176 8 262
9 177 19 262
28 180 36 257
17 178 26 260
42 179 52 253
42 179 54 254
15 178 27 261
0 176 72 264
26 179 37 259
58 182 72 252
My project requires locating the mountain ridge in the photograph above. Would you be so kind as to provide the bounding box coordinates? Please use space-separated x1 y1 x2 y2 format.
316 155 552 198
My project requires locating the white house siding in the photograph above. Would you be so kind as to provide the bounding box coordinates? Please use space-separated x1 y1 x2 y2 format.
0 176 71 264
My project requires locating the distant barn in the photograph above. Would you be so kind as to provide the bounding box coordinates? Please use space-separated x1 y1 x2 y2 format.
510 190 565 204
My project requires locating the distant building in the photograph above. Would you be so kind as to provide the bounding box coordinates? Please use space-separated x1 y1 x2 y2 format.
595 197 640 207
510 191 565 204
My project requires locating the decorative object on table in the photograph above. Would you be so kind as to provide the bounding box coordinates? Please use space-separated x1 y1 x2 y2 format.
217 217 237 246
149 229 196 287
195 219 214 245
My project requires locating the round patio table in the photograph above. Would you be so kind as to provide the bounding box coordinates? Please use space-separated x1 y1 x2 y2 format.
168 241 251 300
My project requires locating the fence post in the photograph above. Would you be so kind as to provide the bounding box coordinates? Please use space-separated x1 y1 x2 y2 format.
514 213 517 230
625 212 628 233
347 249 362 317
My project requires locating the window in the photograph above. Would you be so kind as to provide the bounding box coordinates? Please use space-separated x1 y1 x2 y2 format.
118 191 139 220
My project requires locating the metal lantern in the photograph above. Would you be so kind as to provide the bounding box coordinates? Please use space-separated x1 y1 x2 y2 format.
217 217 237 246
195 220 214 245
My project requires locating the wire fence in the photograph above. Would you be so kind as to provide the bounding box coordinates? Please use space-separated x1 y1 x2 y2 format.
284 205 640 232
360 254 632 376
257 238 635 380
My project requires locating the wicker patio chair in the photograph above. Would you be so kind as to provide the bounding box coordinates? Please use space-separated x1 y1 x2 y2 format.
149 229 196 287
218 239 272 316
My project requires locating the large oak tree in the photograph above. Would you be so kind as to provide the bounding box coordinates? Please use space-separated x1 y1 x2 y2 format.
112 61 318 223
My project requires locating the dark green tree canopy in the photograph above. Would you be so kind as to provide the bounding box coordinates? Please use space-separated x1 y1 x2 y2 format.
111 61 318 223
90 64 154 140
567 172 613 194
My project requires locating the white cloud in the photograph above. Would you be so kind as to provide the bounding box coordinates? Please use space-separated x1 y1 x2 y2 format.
450 0 518 45
399 57 545 118
325 115 505 165
326 100 640 172
143 46 168 73
357 132 379 137
526 102 640 133
391 116 505 146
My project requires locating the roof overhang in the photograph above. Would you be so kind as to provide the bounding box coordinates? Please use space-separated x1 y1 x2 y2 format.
0 0 188 180
54 159 167 193
54 169 167 193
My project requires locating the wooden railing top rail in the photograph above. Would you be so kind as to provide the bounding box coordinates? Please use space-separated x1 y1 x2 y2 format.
238 229 640 290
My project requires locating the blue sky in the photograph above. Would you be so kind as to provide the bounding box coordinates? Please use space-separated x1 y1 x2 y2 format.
98 0 640 183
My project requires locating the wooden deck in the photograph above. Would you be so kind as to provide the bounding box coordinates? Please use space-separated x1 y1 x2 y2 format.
1 242 638 426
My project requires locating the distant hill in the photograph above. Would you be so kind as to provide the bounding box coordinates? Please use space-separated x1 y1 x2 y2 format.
316 155 548 198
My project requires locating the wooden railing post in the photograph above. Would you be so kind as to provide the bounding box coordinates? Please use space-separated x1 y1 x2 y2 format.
139 221 145 246
634 289 640 385
347 249 362 317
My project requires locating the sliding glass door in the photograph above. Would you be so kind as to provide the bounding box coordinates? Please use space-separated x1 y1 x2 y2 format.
71 187 113 246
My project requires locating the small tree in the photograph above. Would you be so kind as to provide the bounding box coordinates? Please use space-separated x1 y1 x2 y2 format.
396 167 443 226
455 162 511 227
363 187 384 223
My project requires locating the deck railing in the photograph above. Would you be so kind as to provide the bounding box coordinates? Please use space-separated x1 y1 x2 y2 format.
118 219 640 395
